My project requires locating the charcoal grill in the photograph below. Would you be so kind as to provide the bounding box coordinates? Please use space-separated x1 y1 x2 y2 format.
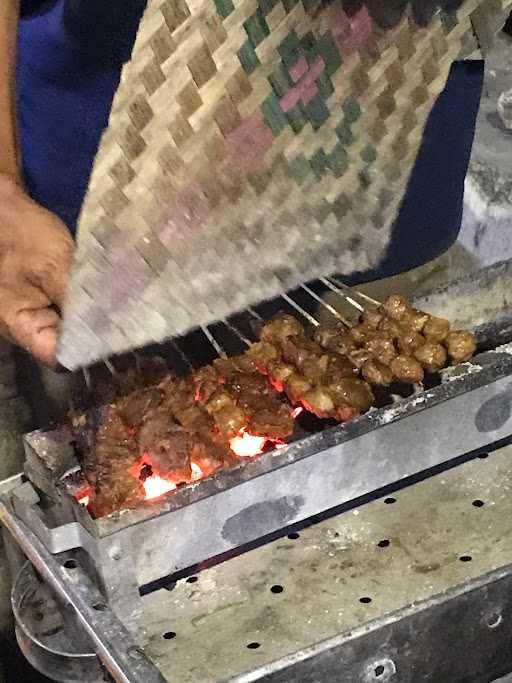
3 260 512 682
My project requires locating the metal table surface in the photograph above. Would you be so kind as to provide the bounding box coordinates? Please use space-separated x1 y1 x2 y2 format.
137 444 512 682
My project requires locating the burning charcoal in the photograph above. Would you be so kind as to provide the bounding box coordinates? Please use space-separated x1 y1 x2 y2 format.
444 331 477 364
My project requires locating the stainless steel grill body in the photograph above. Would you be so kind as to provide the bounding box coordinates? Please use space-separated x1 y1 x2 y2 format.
3 260 512 682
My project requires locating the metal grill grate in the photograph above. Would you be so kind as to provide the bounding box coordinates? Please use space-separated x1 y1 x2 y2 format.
102 279 366 376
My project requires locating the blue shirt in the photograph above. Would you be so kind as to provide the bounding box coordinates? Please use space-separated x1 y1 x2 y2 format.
18 0 484 283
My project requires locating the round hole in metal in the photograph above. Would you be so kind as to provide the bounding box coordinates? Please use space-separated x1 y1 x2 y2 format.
64 559 78 569
92 602 107 611
459 555 472 563
472 499 485 508
478 453 489 459
163 631 176 640
377 539 390 548
384 497 396 505
375 664 385 677
360 596 372 604
247 642 261 650
487 613 503 629
270 585 284 594
288 532 300 540
186 576 198 584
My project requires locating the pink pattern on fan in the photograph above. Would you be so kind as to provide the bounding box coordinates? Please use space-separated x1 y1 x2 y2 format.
159 182 210 248
224 110 274 173
280 57 325 112
330 5 372 57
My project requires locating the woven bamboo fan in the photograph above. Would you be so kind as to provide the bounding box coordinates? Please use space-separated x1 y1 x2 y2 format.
57 0 511 369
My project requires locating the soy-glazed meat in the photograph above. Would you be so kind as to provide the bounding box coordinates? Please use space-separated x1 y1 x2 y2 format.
413 342 447 372
77 405 144 518
138 409 192 482
445 331 477 363
390 355 425 384
71 293 478 519
362 359 393 386
314 321 356 355
423 316 450 342
196 356 294 440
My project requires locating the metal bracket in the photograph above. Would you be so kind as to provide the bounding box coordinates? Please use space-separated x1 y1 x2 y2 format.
0 497 166 683
7 482 99 560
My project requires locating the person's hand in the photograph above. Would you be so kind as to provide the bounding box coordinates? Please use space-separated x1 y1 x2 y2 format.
0 174 74 365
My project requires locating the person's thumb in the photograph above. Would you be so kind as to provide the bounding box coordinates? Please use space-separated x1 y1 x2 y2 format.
7 307 60 366
28 241 73 311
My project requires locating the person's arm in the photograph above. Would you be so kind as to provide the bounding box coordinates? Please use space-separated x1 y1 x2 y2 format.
0 0 74 365
0 0 20 179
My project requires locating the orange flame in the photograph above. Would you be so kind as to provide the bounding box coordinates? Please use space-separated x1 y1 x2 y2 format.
291 406 303 418
230 429 266 458
75 485 92 508
191 462 204 480
142 474 177 500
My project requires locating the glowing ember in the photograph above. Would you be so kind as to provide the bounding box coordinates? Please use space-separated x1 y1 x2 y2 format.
75 486 92 507
230 429 266 458
191 462 204 480
143 474 177 500
291 406 303 418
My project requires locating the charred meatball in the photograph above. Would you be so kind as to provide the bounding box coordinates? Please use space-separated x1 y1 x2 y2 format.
313 321 353 354
302 387 335 418
390 355 424 384
328 377 374 414
261 315 305 344
362 359 393 386
382 294 410 320
444 331 477 364
413 342 447 372
397 330 425 355
365 335 397 366
401 309 429 333
423 316 451 343
359 309 384 329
